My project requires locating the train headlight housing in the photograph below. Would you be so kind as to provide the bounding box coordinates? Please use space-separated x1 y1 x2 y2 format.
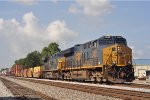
117 46 121 51
112 61 116 65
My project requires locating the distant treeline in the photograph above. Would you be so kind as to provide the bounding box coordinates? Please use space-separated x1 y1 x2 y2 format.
14 42 61 68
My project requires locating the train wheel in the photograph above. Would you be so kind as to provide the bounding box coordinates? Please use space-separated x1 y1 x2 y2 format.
106 80 113 85
93 77 97 84
99 77 103 84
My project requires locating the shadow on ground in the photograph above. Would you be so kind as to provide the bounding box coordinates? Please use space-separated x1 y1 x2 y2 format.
0 96 42 100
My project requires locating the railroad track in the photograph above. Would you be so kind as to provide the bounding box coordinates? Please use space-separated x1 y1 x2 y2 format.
70 80 150 90
0 77 56 100
10 77 150 100
114 82 150 89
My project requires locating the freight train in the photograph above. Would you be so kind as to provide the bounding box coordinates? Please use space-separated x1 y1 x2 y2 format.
10 36 135 83
10 65 43 78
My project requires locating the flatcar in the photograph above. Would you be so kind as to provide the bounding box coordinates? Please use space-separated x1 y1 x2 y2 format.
43 36 134 83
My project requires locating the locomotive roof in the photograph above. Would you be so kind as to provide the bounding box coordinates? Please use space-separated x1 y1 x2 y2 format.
61 47 74 55
83 35 127 45
50 35 127 57
97 36 126 42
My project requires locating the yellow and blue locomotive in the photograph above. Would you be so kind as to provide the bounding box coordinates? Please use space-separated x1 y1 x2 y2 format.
43 36 134 83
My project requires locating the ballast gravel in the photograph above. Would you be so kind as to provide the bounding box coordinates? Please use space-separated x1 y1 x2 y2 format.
2 77 121 100
32 77 150 93
0 80 14 97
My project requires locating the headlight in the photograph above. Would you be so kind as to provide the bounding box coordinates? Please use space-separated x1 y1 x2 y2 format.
117 46 121 51
112 61 116 64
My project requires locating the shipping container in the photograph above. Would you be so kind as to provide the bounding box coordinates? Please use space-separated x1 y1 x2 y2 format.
33 66 43 78
15 65 22 77
27 68 33 77
23 69 27 78
20 68 24 77
10 66 15 76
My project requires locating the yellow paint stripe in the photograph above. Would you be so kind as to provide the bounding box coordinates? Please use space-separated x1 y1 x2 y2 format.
62 65 103 70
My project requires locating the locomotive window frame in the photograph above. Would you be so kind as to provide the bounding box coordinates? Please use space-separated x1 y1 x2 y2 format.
93 40 97 47
87 42 92 48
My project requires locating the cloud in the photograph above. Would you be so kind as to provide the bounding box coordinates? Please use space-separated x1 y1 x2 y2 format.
147 46 150 50
68 5 79 14
22 12 39 37
129 45 144 59
69 0 114 16
0 19 4 30
50 0 58 3
46 20 78 42
14 0 37 5
133 50 143 59
0 12 78 67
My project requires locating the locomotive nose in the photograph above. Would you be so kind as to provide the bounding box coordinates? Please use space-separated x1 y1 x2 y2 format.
117 45 132 66
103 44 132 67
102 44 134 83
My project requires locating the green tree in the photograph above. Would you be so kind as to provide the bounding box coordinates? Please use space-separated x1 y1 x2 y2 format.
48 42 61 55
15 58 26 66
13 42 61 68
41 47 49 58
25 51 42 67
41 42 61 57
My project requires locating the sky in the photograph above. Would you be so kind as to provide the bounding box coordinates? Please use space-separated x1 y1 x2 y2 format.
0 0 150 68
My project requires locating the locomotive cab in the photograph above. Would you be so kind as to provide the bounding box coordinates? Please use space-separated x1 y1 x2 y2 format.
103 44 134 83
